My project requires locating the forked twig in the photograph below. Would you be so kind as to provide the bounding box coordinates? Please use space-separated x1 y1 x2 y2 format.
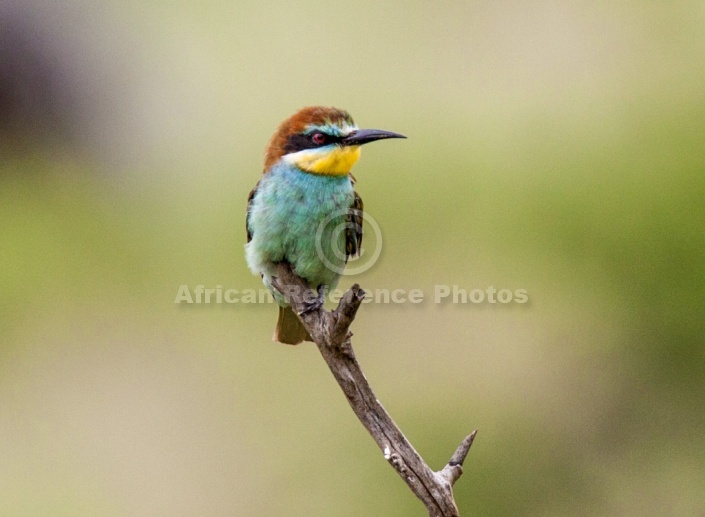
271 262 477 517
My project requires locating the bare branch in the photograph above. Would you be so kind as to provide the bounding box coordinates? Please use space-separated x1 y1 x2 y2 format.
271 262 477 517
438 430 478 487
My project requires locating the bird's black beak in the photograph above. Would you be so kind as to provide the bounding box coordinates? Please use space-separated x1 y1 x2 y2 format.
341 129 406 146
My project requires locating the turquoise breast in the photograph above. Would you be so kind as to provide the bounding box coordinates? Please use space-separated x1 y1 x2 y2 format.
246 163 354 300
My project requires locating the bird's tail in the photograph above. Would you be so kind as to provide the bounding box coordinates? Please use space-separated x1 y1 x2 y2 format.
273 306 313 345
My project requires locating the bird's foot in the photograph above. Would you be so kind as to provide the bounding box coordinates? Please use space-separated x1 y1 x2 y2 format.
298 286 326 315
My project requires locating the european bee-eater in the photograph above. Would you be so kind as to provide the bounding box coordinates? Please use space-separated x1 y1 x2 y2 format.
245 106 405 345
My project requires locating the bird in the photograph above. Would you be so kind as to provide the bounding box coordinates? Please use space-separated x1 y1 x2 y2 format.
245 106 405 345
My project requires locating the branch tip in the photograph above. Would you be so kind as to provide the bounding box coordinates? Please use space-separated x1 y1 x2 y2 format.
448 430 477 467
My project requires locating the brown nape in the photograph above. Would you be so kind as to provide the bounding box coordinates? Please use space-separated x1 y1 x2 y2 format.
263 106 355 171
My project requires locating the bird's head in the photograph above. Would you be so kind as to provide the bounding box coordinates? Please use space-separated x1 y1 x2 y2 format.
263 106 405 176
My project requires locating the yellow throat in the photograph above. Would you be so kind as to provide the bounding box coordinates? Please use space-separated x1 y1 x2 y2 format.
287 146 362 176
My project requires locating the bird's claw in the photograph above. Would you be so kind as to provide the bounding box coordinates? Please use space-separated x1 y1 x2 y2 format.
298 286 326 315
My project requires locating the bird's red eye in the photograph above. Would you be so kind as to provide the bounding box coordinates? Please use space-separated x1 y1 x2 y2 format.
311 133 326 145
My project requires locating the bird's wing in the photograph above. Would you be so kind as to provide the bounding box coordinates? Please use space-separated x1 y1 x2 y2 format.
346 190 363 261
246 182 258 243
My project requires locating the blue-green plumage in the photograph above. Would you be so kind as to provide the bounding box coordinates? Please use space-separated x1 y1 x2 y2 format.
246 161 354 300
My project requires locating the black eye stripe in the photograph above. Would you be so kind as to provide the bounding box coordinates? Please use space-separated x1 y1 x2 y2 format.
283 132 343 154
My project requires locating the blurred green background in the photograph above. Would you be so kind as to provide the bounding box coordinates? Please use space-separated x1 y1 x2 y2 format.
2 1 704 515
